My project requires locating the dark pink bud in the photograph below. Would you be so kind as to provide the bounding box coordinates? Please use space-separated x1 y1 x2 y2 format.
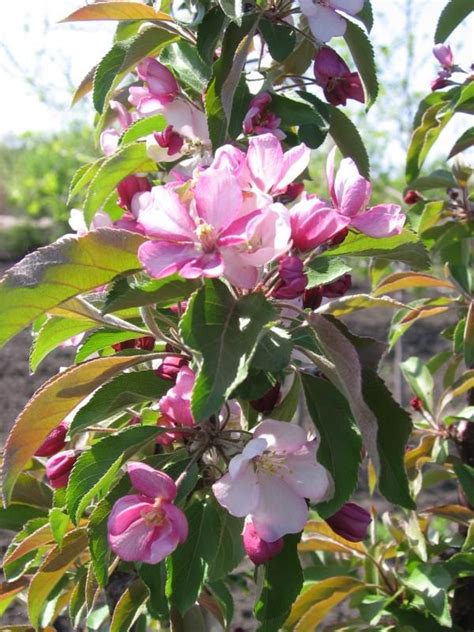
403 189 422 205
154 126 184 156
322 274 352 298
329 226 349 246
117 175 151 212
272 256 308 300
276 182 305 204
155 356 189 382
314 47 364 106
243 92 283 137
431 76 451 91
303 286 324 310
112 339 137 352
35 421 68 457
410 396 423 412
243 518 284 565
137 58 179 103
46 450 79 489
250 382 281 413
326 502 372 542
433 44 454 68
128 415 141 426
135 336 156 351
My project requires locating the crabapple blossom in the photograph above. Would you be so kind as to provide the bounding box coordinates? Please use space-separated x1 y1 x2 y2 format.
242 517 284 564
313 47 364 106
289 195 350 251
100 100 136 156
35 421 68 457
158 365 195 445
46 450 79 489
433 43 454 68
299 0 364 42
107 462 188 563
272 256 308 299
137 168 291 288
128 58 179 114
326 502 372 541
326 148 405 237
155 355 189 382
212 419 330 541
243 93 285 139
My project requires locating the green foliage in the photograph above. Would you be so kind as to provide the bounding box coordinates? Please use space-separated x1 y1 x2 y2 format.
434 0 474 43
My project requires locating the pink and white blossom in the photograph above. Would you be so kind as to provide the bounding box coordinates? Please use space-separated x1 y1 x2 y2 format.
243 93 285 140
158 365 195 445
299 0 364 42
107 462 188 563
129 57 179 113
99 100 136 156
326 148 405 237
433 43 454 68
313 47 364 106
289 195 350 251
212 419 330 541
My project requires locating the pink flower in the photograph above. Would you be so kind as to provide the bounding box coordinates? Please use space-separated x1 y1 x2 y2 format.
299 0 364 42
137 168 291 288
117 175 151 213
35 421 68 457
155 355 189 382
107 462 188 563
128 58 179 114
212 419 330 541
322 273 352 297
313 47 364 106
272 256 308 299
46 450 78 489
326 502 371 542
289 196 350 251
433 44 454 68
243 517 284 564
158 366 195 445
99 100 135 156
243 93 285 140
326 148 405 237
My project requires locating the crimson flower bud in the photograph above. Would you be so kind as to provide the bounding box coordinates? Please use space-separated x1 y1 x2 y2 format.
243 92 283 137
117 175 151 212
322 274 352 298
112 339 137 352
326 502 372 542
433 43 454 68
431 76 451 91
154 126 184 157
155 356 189 382
410 396 423 412
250 382 281 413
135 336 155 351
276 182 305 204
329 226 349 246
303 286 324 310
313 47 364 106
272 256 308 300
46 450 79 489
403 189 422 205
35 421 68 457
243 518 284 565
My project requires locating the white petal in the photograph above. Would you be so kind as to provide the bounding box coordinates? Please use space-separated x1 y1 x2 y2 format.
212 465 259 517
307 6 347 42
329 0 364 16
254 419 308 454
282 451 331 500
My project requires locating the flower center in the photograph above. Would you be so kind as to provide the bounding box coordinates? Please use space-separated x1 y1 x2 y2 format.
255 452 288 476
141 499 166 527
195 222 217 253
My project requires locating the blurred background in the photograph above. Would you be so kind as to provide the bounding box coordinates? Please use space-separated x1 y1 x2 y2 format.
0 0 472 260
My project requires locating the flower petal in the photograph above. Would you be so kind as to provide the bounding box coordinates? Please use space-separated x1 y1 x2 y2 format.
229 438 267 478
334 158 372 217
108 496 152 535
307 6 347 42
139 186 196 240
127 462 177 500
138 241 199 279
282 448 331 500
254 419 308 453
164 502 189 543
108 517 156 562
251 472 309 541
212 465 259 517
246 134 284 193
350 205 405 237
329 0 364 16
274 144 311 194
195 170 243 230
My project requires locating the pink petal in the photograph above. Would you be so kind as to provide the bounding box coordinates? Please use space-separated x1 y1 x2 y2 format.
138 241 199 279
291 200 350 251
128 462 177 501
246 133 284 193
254 419 308 453
147 529 181 564
220 249 260 289
329 0 364 16
274 144 311 194
334 158 372 218
237 204 291 266
212 465 259 517
251 472 309 541
281 448 331 500
108 517 156 562
195 170 243 230
107 496 151 535
307 6 347 42
211 145 246 176
326 146 337 204
229 438 267 479
164 503 189 543
350 205 405 237
179 252 224 279
138 187 196 240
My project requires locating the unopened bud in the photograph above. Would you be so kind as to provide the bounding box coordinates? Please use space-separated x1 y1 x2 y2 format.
433 43 454 68
410 396 423 412
137 58 179 103
35 421 68 457
326 502 372 542
155 356 189 382
250 382 281 413
452 155 473 188
272 256 308 300
46 450 79 489
322 274 352 298
303 286 324 310
403 190 422 205
243 518 284 564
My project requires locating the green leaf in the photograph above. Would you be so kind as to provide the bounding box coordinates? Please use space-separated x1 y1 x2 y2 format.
110 579 149 632
344 21 378 109
67 425 158 522
84 143 156 223
70 370 170 435
208 580 234 629
306 257 352 287
30 316 96 373
139 562 169 620
2 352 160 504
302 374 362 518
219 0 243 23
434 0 473 43
353 0 374 32
103 275 199 313
180 279 275 421
328 105 370 178
0 228 145 351
119 114 167 145
197 7 226 63
93 41 128 113
10 473 53 509
161 41 211 94
251 327 293 373
362 369 414 508
166 500 215 614
322 229 431 270
68 158 105 202
254 533 303 631
448 126 474 158
271 92 331 149
454 462 474 506
404 562 452 626
271 372 301 422
206 502 245 581
0 504 47 531
408 169 457 191
259 19 296 62
401 356 434 411
49 508 70 547
75 329 146 363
